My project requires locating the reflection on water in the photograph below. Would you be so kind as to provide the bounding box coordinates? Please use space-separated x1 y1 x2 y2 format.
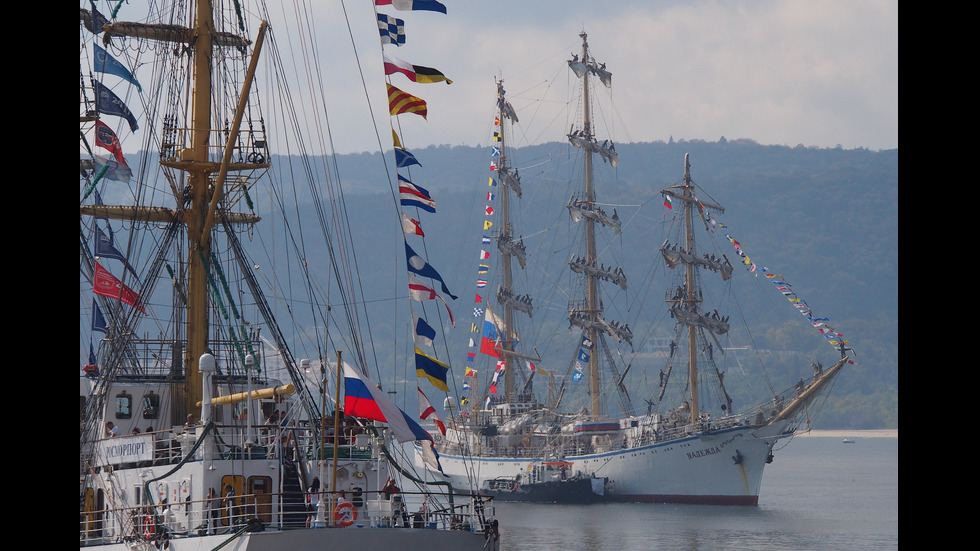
491 435 897 550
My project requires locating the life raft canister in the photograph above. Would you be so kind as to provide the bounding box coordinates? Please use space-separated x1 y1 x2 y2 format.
333 501 357 527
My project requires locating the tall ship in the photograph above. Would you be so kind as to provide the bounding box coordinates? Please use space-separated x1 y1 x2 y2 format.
421 31 850 505
79 1 497 549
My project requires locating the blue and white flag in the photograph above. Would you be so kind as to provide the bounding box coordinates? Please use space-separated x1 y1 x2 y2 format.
406 242 457 299
413 314 436 347
94 44 142 92
93 154 133 183
395 147 421 168
94 224 139 278
86 4 110 34
378 14 406 46
93 80 139 132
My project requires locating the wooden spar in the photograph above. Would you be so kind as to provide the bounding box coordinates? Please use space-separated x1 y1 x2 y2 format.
768 357 848 424
195 383 296 406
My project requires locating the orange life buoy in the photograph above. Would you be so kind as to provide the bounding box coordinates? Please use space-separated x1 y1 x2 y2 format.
333 501 357 527
143 515 155 540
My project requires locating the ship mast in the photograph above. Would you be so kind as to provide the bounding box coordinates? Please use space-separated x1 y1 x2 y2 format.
497 79 517 402
576 32 602 421
183 0 218 419
681 155 699 419
565 32 627 420
661 153 726 422
80 3 270 419
493 79 537 405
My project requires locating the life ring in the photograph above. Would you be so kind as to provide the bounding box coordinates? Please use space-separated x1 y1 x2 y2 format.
143 515 155 540
333 501 357 527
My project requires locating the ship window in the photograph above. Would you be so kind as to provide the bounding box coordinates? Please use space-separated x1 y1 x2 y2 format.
142 392 159 419
115 392 132 419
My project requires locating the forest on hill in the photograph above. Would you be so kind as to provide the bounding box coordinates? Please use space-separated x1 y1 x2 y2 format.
266 139 897 429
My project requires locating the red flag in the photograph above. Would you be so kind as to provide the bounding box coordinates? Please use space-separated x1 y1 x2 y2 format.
93 261 145 313
401 212 425 236
417 387 446 436
95 120 126 164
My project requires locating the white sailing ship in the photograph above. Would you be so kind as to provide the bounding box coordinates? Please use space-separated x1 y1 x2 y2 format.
420 31 849 505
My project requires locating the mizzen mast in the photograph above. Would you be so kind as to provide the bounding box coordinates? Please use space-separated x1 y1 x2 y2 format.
660 154 727 421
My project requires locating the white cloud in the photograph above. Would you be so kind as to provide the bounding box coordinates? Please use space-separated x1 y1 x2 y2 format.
277 0 897 154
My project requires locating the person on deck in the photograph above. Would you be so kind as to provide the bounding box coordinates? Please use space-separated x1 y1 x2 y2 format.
306 477 320 528
381 477 400 500
222 484 237 527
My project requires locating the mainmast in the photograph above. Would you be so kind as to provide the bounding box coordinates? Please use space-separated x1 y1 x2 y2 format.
579 34 601 421
182 0 218 420
79 3 270 419
565 32 627 420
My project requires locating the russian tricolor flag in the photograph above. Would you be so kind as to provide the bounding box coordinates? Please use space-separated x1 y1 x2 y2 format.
343 362 431 444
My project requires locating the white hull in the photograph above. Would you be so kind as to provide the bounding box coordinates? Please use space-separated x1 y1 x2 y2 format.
81 526 488 551
428 424 789 505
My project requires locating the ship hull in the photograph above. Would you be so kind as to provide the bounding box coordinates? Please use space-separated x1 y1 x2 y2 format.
80 527 488 551
429 425 778 506
482 477 608 504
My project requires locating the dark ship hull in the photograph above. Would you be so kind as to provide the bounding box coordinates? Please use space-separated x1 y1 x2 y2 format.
482 476 608 504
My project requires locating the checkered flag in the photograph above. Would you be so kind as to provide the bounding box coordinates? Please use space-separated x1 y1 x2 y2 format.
473 307 484 318
378 14 405 46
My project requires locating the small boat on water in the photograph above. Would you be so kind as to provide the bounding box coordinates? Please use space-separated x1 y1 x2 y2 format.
842 438 856 444
481 462 609 504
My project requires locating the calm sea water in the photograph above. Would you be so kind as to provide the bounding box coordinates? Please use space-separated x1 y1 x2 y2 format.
490 434 898 550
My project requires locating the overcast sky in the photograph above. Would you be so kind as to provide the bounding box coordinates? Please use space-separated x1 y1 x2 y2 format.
289 0 896 155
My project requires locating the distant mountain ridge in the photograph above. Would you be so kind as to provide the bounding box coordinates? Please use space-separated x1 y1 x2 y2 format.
315 139 898 429
116 139 897 428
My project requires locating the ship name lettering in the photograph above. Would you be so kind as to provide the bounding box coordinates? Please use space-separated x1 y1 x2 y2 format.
687 446 722 459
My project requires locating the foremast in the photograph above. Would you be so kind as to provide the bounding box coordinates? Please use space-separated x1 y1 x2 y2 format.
79 3 271 419
565 32 629 421
492 79 538 407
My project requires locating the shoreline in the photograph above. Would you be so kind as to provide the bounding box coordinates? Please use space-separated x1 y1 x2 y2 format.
797 429 897 438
